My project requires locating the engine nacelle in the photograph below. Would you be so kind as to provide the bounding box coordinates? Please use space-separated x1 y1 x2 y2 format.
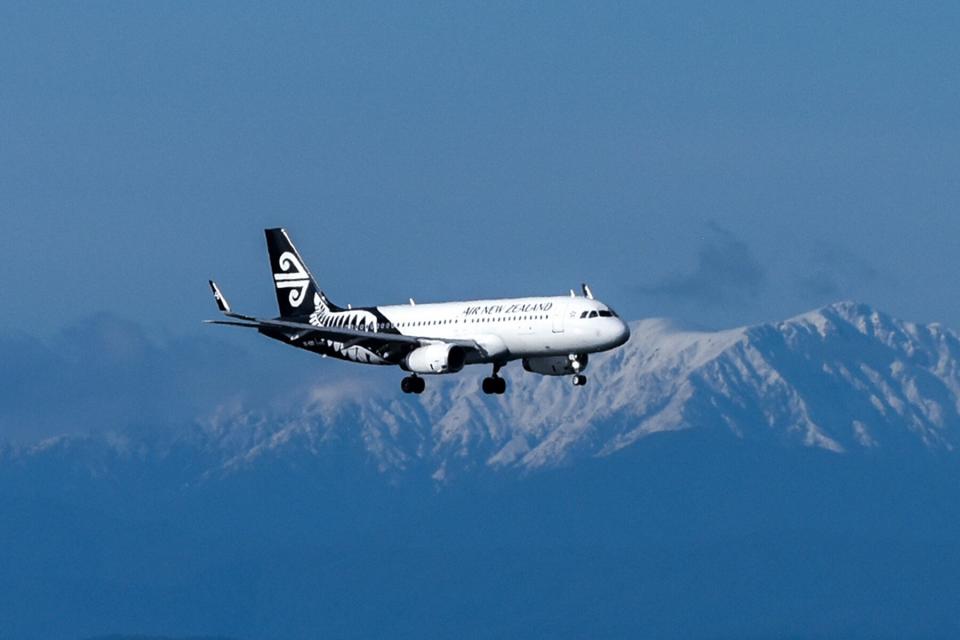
402 343 466 374
522 353 589 376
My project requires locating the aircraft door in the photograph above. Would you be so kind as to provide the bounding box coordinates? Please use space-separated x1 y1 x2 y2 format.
552 302 567 333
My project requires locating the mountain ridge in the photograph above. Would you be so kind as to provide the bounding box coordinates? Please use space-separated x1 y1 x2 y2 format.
6 301 960 485
5 302 960 640
210 300 960 479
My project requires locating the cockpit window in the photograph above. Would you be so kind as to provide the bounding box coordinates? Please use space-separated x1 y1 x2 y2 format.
583 309 620 319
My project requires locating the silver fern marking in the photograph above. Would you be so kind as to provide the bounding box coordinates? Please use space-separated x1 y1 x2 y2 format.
309 293 378 331
308 293 386 364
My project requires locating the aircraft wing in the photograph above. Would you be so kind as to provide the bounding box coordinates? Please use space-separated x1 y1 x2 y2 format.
205 281 485 353
205 315 485 352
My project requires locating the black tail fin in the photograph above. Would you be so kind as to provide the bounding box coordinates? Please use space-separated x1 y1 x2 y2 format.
265 228 342 318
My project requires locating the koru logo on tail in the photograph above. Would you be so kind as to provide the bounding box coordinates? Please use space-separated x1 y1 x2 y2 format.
273 251 310 307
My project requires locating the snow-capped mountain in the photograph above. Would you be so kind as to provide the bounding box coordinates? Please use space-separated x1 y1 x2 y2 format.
170 301 960 482
7 303 960 640
8 301 960 483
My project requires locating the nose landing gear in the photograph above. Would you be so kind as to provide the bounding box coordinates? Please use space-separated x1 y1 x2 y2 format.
401 375 425 394
568 354 587 387
482 363 507 395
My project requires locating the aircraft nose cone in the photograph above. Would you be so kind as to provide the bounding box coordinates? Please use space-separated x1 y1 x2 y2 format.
616 319 630 346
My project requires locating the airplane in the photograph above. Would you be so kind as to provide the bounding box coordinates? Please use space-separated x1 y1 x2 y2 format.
206 228 631 394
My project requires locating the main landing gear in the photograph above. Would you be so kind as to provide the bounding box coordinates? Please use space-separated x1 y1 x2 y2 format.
401 375 425 394
482 363 507 395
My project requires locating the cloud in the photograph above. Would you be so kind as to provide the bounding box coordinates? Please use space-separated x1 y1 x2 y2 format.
796 271 841 298
796 244 879 301
0 314 366 444
637 223 766 307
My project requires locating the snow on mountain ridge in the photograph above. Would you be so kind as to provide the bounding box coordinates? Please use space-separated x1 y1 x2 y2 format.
8 302 960 482
182 301 960 480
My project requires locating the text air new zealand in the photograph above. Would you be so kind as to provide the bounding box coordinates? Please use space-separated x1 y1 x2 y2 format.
207 229 630 394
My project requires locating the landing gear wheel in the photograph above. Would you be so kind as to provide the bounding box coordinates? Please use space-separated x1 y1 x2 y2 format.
482 363 507 395
401 376 425 394
482 377 495 394
482 376 507 395
572 374 587 386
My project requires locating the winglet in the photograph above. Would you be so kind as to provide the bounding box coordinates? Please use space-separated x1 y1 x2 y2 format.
209 280 232 314
582 283 594 300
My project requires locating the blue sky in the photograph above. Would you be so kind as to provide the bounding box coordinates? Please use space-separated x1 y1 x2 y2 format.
2 2 959 337
8 9 960 638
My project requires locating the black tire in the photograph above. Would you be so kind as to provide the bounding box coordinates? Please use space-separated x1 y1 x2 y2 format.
495 377 506 394
576 375 587 386
414 377 425 394
482 377 495 394
401 377 411 393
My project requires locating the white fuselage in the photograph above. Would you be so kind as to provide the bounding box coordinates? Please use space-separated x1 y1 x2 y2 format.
376 295 630 363
216 228 631 389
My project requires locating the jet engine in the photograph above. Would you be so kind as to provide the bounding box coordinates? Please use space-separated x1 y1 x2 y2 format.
402 343 466 374
522 353 588 376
